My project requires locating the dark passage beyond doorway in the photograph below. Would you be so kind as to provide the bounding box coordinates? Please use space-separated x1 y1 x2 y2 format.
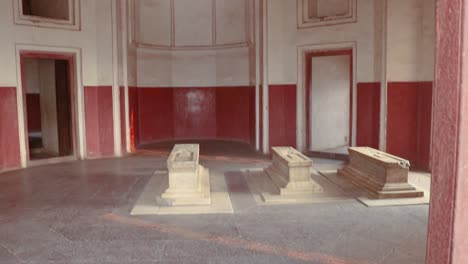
23 58 74 161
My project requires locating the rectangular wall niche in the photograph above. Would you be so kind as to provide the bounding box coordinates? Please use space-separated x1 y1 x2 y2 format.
298 0 356 28
14 0 80 30
132 0 251 49
22 0 69 20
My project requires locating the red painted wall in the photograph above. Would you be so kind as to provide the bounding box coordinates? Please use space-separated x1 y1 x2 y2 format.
25 94 41 132
249 86 256 145
173 88 217 139
84 86 114 158
387 82 433 171
259 84 263 149
356 83 380 149
216 86 255 144
416 82 433 171
133 87 256 147
0 88 21 171
119 87 126 154
128 87 139 151
138 88 174 143
268 85 297 148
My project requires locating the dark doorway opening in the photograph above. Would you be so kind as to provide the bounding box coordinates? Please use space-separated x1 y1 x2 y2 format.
22 57 75 161
22 0 70 20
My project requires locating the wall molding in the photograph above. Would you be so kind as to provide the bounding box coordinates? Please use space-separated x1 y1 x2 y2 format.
14 44 85 168
130 0 253 50
296 41 357 152
136 42 251 51
12 0 81 31
297 0 357 29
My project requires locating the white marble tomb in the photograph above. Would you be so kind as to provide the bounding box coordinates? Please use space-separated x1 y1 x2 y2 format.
338 147 424 199
263 147 323 198
159 144 211 206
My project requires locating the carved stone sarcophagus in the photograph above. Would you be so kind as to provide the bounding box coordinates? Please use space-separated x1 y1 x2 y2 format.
338 147 423 199
160 144 210 206
264 147 323 196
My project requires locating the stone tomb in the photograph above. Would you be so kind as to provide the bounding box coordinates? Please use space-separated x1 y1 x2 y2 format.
262 147 323 200
159 144 211 206
338 147 423 199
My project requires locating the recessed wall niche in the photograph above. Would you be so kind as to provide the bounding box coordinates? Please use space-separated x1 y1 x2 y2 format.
132 0 252 50
22 0 69 20
13 0 81 30
298 0 356 28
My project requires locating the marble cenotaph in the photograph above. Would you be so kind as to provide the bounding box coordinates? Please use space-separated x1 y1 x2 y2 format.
264 147 323 198
338 147 423 199
159 144 211 206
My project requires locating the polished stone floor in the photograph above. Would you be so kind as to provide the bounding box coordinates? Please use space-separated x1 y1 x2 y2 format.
0 142 428 264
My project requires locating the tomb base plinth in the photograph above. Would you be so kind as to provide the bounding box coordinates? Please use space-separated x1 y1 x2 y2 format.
159 165 211 206
158 144 211 206
261 147 323 201
265 165 323 196
338 147 424 199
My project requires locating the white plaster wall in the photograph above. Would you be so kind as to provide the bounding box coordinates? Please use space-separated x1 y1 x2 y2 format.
95 0 115 86
259 0 265 86
373 0 384 81
386 0 435 81
215 48 252 85
0 0 114 87
171 51 216 85
134 0 253 87
117 0 125 86
174 0 213 46
310 55 350 151
134 0 249 48
24 59 40 94
216 0 247 45
249 44 256 85
137 47 251 87
135 0 172 46
127 1 138 87
267 0 378 84
127 46 138 87
386 0 421 81
137 49 172 86
420 0 435 81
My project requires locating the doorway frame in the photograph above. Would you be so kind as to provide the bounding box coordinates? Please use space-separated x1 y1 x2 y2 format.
306 49 353 155
296 42 357 153
15 44 85 168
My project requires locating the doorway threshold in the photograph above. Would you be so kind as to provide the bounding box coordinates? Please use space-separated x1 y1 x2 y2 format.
27 155 77 168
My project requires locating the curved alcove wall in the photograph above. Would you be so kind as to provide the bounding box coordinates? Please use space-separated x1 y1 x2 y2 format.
129 86 256 147
130 0 256 148
133 0 251 49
